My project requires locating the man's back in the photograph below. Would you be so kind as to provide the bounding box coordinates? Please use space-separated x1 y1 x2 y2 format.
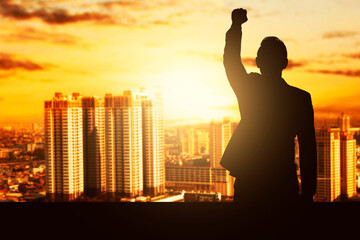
220 9 317 207
221 72 316 204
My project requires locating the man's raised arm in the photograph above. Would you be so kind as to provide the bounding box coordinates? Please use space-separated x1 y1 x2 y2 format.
223 8 248 96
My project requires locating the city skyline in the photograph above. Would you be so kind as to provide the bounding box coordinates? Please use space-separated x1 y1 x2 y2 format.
1 105 360 202
44 90 165 201
0 0 360 126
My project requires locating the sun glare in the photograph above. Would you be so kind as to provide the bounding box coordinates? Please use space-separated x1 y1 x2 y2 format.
159 64 231 123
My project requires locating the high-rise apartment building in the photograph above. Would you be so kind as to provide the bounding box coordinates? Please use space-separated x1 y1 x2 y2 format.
337 113 357 199
82 96 106 195
209 118 238 168
45 89 165 201
181 128 209 156
208 118 237 197
340 131 357 198
45 92 84 201
194 130 209 155
339 113 350 133
314 128 341 202
209 121 222 168
140 91 165 197
104 91 143 198
181 128 196 156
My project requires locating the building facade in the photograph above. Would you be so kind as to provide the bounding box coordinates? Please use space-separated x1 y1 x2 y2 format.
45 90 166 201
104 92 143 198
181 128 209 156
339 113 350 133
207 118 237 197
314 128 341 202
82 96 106 195
209 118 238 168
340 131 357 199
140 91 165 197
165 165 234 197
45 92 84 201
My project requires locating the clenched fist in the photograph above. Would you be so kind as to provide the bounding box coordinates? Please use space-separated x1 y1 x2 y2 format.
231 8 248 25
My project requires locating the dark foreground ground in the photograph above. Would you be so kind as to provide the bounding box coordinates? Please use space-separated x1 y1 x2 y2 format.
3 202 360 239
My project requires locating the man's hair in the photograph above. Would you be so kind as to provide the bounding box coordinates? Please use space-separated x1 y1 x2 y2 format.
257 36 287 69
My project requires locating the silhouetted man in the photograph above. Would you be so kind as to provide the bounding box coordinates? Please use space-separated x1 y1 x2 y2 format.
221 9 317 211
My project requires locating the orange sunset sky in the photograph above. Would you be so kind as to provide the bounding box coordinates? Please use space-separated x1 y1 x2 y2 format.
0 0 359 126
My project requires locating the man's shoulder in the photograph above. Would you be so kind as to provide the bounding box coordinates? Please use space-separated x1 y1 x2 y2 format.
286 85 311 99
246 72 262 86
248 72 261 80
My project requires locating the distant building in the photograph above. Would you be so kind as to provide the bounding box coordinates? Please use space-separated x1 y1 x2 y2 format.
340 131 357 199
207 117 237 197
166 165 210 192
82 96 106 195
0 148 12 158
165 165 234 197
209 118 237 168
211 167 234 197
32 123 39 131
314 128 341 202
338 113 350 133
140 90 165 197
337 113 357 199
26 143 37 152
45 90 165 201
5 192 23 202
209 122 223 169
104 91 143 198
181 128 196 156
194 130 209 155
2 126 12 131
45 92 84 201
181 128 209 156
184 192 221 202
32 167 45 175
23 193 46 202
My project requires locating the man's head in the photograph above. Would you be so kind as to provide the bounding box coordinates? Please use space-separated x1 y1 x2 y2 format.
256 36 288 76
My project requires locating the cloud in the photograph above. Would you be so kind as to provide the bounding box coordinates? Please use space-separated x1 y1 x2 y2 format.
97 1 148 10
2 26 81 45
0 53 44 71
314 52 360 65
342 52 360 59
0 0 185 27
241 57 256 67
308 69 360 78
97 0 176 10
314 103 360 120
182 51 307 70
311 93 360 122
286 59 307 70
0 0 112 25
241 57 307 70
322 30 359 39
97 0 188 27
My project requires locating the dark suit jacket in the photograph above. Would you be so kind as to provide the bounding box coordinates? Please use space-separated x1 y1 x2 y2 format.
221 25 317 198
